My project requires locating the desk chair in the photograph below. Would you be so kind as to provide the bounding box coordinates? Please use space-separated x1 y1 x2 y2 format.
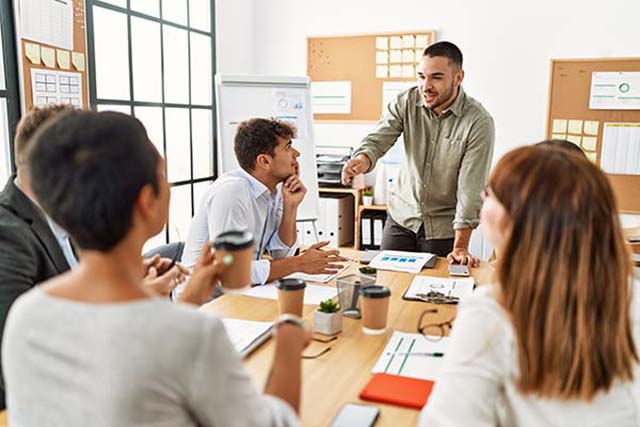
143 241 185 262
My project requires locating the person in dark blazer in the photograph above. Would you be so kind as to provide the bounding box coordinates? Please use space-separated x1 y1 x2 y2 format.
0 104 77 409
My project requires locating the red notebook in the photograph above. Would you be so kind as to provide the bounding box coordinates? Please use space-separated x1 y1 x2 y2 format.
359 373 435 409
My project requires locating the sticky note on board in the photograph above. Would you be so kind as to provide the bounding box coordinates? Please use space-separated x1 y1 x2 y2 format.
402 65 415 78
72 52 85 71
402 35 415 48
415 34 429 48
376 51 388 64
402 50 415 63
390 36 402 49
583 121 599 136
415 49 423 63
551 133 566 140
41 47 55 68
567 135 582 145
552 119 568 133
567 120 583 134
376 37 389 50
25 42 41 64
389 50 402 63
57 49 70 69
376 65 388 79
581 136 597 151
586 152 597 163
389 65 402 78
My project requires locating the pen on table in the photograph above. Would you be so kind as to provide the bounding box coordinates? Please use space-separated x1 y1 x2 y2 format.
386 352 445 357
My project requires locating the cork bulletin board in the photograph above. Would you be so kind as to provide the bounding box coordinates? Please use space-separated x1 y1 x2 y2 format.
308 31 435 122
14 0 89 111
546 58 640 213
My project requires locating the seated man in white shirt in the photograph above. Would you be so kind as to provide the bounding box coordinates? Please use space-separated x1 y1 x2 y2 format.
179 118 345 297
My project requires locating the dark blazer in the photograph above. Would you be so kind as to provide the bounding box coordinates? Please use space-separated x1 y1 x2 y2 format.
0 176 71 409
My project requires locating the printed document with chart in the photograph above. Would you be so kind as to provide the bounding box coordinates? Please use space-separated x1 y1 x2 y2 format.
369 251 436 274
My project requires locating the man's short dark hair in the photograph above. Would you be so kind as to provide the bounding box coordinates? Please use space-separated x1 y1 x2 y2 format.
536 139 587 158
14 104 75 165
234 118 297 171
28 111 160 251
423 41 463 69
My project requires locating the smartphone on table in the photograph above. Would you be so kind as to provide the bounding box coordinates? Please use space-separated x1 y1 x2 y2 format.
330 403 380 427
448 263 470 277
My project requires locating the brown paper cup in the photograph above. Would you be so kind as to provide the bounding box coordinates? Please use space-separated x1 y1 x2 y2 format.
360 286 391 335
213 230 254 292
276 279 306 317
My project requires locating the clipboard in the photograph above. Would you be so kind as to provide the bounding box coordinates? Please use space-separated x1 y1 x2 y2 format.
402 276 476 304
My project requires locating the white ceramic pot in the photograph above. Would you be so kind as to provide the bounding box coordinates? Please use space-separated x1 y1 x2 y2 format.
313 310 342 335
363 195 373 206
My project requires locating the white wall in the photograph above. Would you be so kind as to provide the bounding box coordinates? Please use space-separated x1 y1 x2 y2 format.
215 0 255 74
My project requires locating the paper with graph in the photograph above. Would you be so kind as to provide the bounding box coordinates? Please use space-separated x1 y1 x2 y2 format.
372 331 450 381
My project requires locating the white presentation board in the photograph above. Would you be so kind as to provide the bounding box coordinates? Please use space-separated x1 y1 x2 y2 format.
215 74 319 221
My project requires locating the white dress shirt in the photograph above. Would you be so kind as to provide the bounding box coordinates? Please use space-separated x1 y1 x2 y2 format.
419 284 640 427
178 168 297 297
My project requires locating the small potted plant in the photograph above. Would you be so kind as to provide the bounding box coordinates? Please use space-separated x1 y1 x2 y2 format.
313 299 342 335
362 188 373 206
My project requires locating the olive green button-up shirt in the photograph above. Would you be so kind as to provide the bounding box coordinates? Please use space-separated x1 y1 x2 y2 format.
354 86 495 239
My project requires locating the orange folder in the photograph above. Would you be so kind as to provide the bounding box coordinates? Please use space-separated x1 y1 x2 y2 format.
359 373 435 409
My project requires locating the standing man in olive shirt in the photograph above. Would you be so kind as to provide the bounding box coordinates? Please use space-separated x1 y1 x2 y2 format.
342 41 494 266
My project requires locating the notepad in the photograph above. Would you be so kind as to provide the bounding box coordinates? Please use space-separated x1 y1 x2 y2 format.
221 318 272 358
360 373 434 409
287 264 349 283
403 275 476 303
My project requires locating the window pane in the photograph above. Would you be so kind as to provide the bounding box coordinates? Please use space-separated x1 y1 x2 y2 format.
165 107 191 182
93 6 130 100
189 0 210 32
134 106 164 158
97 0 126 7
193 180 212 210
143 226 167 254
169 184 192 242
190 32 211 106
162 0 188 26
97 104 132 114
162 25 189 104
131 17 161 102
0 99 10 183
191 109 212 179
0 17 6 90
131 0 160 17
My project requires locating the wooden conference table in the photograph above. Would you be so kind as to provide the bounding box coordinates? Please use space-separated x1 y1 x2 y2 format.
202 250 494 427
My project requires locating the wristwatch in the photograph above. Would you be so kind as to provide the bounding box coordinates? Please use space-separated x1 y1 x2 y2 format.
275 313 306 330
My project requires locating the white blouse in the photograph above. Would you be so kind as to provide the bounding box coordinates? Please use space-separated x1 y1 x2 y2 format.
419 283 640 427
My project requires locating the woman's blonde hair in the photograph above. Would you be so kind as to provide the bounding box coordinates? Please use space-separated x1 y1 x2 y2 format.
490 145 637 400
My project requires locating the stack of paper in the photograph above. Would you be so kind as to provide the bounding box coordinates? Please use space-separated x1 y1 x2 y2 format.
372 331 450 381
369 250 436 274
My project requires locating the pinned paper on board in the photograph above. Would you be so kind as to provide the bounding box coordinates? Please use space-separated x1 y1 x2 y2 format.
567 135 582 145
600 123 640 175
25 42 41 64
415 34 430 48
389 50 402 63
586 152 598 163
41 47 55 68
590 72 640 110
31 68 83 108
376 37 389 50
390 36 403 49
389 65 402 78
376 65 388 79
581 136 597 151
584 121 599 136
402 35 415 48
71 52 85 71
57 49 70 70
310 81 351 115
376 51 388 64
552 119 568 134
551 133 566 140
415 49 423 63
382 81 415 114
402 50 415 63
568 120 583 135
402 65 415 78
19 0 74 50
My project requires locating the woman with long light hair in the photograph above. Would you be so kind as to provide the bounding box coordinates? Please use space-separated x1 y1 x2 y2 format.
420 144 640 426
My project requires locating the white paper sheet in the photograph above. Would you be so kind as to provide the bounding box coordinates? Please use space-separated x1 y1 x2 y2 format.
31 68 83 108
221 318 272 357
369 250 435 274
601 123 640 175
382 81 415 115
240 283 338 305
19 0 74 51
310 81 351 115
372 331 450 381
287 264 350 284
590 72 640 110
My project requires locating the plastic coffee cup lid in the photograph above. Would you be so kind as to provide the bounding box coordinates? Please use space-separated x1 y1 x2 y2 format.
360 285 391 298
276 278 306 291
213 230 254 251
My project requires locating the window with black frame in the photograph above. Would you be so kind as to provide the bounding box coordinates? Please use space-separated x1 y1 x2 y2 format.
85 0 216 251
0 2 21 184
